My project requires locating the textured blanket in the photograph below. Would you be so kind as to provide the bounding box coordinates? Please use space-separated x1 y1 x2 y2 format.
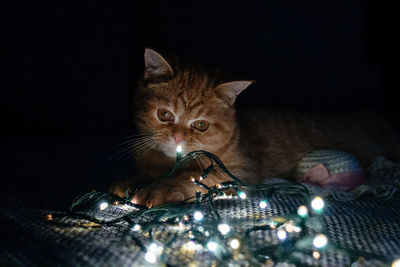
1 157 400 266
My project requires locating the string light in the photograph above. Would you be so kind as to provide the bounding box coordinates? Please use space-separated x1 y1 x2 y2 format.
193 211 204 221
285 221 295 233
99 202 108 210
313 234 328 249
311 197 325 213
392 259 400 267
297 205 308 218
230 239 240 249
293 226 302 233
46 214 53 221
218 223 231 235
69 149 394 266
131 224 141 231
238 191 247 200
176 144 183 160
277 229 287 240
145 251 157 264
207 241 218 252
259 200 268 209
313 251 321 259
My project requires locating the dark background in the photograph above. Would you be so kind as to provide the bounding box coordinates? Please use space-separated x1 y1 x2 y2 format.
1 0 398 199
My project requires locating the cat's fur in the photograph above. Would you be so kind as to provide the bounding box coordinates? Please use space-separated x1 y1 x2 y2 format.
111 48 400 207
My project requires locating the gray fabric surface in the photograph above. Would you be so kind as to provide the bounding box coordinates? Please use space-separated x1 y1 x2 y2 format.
1 158 400 266
1 184 400 267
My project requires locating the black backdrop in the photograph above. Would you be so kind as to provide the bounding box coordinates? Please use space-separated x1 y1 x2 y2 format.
1 0 398 195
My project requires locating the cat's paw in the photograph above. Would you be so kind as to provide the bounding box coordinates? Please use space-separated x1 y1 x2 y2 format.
109 179 136 199
131 182 197 208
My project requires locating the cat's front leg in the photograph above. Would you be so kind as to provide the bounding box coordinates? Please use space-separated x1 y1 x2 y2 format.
131 172 227 207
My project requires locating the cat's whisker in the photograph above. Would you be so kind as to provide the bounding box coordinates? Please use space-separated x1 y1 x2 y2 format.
111 138 158 164
108 136 157 160
133 141 158 156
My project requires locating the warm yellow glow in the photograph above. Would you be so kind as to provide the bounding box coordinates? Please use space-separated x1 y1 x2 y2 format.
313 251 320 259
297 205 308 218
230 239 240 249
311 197 325 211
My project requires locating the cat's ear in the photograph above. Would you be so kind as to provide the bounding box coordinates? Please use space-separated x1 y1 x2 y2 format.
215 81 254 105
144 48 174 79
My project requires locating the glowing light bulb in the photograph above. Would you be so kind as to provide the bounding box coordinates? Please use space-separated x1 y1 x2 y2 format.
311 196 325 212
132 224 141 231
293 226 302 233
99 202 108 210
392 259 400 267
145 251 157 263
230 239 240 249
176 144 182 153
148 243 158 252
193 211 204 221
313 234 328 248
259 200 268 209
277 229 287 240
238 191 247 200
285 222 294 233
313 251 321 259
297 205 308 218
218 223 231 235
207 241 218 252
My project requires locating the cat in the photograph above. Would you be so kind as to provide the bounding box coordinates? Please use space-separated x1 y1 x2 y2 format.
110 48 400 207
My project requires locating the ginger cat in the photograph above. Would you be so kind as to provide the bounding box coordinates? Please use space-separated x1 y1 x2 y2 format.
111 48 400 207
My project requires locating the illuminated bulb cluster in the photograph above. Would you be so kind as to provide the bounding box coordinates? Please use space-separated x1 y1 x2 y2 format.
99 202 108 211
193 211 204 221
218 223 231 235
313 234 328 248
311 196 325 213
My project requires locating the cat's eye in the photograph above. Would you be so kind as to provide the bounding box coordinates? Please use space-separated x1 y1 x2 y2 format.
157 109 174 122
192 120 209 131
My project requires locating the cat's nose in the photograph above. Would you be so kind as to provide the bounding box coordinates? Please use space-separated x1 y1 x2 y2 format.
173 134 184 144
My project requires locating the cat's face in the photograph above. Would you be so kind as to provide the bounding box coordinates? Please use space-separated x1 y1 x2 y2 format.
134 49 252 158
